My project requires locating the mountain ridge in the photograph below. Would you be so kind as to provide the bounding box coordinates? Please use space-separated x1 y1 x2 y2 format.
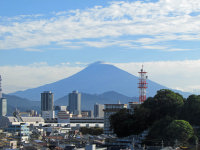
2 93 40 115
10 61 191 100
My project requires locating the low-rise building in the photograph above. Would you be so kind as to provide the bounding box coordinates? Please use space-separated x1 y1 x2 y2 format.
57 111 71 123
82 110 93 117
0 116 45 128
42 110 55 119
6 123 30 143
70 117 104 129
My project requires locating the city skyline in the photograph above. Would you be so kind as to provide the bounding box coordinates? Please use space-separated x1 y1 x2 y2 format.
1 0 200 94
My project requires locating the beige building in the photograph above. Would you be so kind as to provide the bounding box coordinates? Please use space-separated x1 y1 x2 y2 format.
94 103 104 118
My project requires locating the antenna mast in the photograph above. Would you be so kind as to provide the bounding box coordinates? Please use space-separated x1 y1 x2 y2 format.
138 65 148 103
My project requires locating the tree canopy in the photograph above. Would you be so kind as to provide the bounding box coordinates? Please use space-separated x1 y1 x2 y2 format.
145 116 174 143
80 127 103 135
180 94 200 126
131 89 184 134
109 89 199 146
109 109 134 137
146 119 195 145
165 120 195 144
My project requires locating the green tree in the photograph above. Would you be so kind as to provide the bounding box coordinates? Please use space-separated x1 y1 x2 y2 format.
145 116 174 145
132 89 184 134
80 127 103 135
151 89 184 119
146 119 196 146
165 120 195 145
109 109 134 137
131 105 152 135
180 94 200 126
109 89 187 139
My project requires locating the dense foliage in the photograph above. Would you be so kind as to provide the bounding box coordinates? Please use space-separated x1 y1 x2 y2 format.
109 89 200 145
80 127 103 135
145 116 174 143
110 109 134 137
165 120 194 143
180 95 200 126
130 89 184 134
146 118 195 145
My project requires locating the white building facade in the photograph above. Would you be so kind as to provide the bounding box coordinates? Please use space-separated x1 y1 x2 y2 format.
94 103 104 118
0 98 7 116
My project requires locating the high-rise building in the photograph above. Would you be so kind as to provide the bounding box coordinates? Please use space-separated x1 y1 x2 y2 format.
0 75 7 116
41 91 54 111
0 75 2 99
94 103 104 118
0 98 7 116
41 91 54 119
68 90 81 115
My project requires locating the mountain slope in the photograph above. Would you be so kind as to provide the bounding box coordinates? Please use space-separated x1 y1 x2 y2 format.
10 61 190 100
2 94 40 115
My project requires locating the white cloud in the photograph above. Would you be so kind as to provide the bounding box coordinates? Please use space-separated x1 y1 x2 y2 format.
110 59 200 93
0 63 83 93
24 48 43 52
167 48 191 52
0 0 200 50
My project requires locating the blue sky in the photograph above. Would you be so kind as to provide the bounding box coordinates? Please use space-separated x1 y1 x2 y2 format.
1 0 200 94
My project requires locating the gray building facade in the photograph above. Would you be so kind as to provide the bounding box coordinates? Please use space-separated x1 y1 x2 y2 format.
68 90 81 115
0 98 7 116
94 103 104 118
41 91 54 111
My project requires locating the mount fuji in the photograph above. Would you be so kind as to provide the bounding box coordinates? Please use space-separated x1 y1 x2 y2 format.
10 61 190 101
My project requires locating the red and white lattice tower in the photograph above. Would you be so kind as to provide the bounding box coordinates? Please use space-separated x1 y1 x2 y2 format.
138 65 148 104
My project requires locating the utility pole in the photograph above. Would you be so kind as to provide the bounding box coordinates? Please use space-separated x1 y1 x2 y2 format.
143 144 145 150
196 139 198 150
161 140 164 149
174 139 178 148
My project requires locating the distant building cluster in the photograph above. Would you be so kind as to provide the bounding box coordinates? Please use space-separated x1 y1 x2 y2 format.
40 90 105 121
0 66 148 149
